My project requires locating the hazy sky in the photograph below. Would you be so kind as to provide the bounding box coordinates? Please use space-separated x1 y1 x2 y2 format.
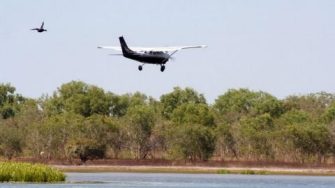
1 0 334 103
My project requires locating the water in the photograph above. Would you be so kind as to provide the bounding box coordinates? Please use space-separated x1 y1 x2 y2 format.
1 173 335 188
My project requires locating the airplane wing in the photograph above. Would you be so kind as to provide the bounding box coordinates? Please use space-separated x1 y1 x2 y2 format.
178 45 208 50
132 45 207 52
97 45 207 53
97 46 122 51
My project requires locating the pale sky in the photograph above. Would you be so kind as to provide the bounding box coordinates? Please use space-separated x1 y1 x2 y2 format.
0 0 334 103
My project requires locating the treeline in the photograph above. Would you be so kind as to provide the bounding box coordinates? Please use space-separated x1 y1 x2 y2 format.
1 81 335 164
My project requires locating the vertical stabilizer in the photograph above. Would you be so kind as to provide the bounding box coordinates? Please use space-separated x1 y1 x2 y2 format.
119 36 133 55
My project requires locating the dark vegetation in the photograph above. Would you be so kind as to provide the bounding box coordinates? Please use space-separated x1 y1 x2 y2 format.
1 81 335 165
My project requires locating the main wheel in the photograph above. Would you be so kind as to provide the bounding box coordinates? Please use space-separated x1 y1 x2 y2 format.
138 65 143 71
160 65 165 72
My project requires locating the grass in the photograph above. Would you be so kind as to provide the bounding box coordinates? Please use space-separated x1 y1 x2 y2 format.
216 169 335 176
55 165 335 176
59 166 217 174
217 169 267 175
0 162 66 182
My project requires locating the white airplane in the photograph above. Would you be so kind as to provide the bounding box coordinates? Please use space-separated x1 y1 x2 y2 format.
98 36 207 72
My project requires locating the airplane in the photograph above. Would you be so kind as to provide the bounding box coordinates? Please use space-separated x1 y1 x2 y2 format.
31 22 47 33
98 36 207 72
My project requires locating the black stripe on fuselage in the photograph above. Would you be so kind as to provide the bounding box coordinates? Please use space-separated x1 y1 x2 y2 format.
123 51 169 64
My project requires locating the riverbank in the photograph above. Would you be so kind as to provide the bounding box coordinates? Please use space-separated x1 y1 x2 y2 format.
10 158 335 176
54 165 335 176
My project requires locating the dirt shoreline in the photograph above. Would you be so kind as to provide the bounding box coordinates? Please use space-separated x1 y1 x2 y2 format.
10 158 335 175
53 165 335 175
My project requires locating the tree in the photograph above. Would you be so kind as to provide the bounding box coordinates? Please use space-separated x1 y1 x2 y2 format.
322 102 335 124
109 93 130 117
283 92 335 121
171 103 215 127
104 119 125 159
125 105 155 159
214 89 283 122
215 123 238 160
11 99 44 131
238 114 275 160
0 124 23 160
278 109 311 125
167 124 215 161
286 123 332 163
272 109 312 161
42 81 112 117
160 87 206 119
25 113 83 159
109 92 151 117
0 83 25 119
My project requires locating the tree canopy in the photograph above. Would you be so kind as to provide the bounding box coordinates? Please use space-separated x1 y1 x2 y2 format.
1 81 335 164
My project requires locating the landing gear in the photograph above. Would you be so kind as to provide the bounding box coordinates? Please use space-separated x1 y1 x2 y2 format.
138 64 166 72
160 65 165 72
138 65 143 71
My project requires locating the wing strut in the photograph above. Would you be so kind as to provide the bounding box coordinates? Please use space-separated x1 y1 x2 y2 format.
168 50 179 59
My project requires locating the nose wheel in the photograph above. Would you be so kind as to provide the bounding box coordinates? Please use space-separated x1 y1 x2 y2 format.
160 65 165 72
138 65 143 71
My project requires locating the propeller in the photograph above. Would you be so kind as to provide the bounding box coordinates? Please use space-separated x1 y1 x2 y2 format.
169 56 175 61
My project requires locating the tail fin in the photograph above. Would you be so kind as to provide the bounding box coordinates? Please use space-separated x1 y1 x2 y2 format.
119 36 133 54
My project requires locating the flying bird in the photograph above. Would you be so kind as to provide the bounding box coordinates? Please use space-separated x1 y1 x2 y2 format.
31 22 47 33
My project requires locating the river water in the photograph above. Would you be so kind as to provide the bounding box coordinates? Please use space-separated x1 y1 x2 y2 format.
1 173 335 188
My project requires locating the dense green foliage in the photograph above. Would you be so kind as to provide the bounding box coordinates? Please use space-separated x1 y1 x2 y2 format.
1 81 335 164
0 162 65 182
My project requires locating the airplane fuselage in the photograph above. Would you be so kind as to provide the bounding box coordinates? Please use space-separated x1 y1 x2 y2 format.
123 51 169 64
119 37 169 65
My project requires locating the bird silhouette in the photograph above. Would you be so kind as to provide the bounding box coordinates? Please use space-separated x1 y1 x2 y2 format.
31 22 47 33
